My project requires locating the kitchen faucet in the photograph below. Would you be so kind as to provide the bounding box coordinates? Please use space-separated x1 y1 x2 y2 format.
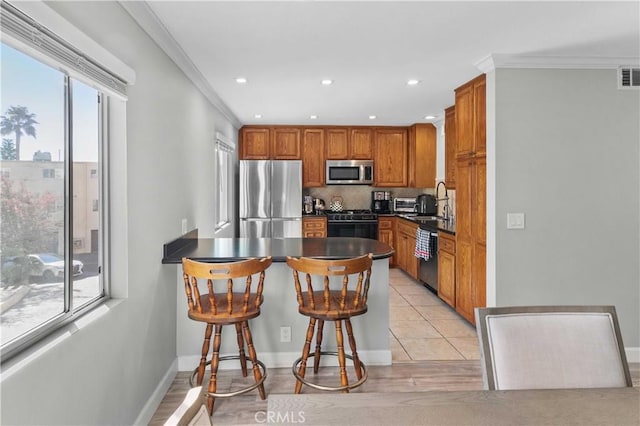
435 181 450 219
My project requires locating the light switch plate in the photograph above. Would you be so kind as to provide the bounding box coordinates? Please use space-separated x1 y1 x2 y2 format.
507 213 525 229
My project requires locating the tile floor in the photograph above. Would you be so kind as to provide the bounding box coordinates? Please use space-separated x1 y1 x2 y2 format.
388 268 480 361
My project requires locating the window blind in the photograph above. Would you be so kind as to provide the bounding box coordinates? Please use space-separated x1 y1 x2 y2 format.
1 0 128 97
215 131 235 152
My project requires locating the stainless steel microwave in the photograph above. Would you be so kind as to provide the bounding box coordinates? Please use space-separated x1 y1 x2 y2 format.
325 160 374 185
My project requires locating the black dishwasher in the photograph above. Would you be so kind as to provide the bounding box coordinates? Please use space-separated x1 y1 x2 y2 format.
419 232 438 294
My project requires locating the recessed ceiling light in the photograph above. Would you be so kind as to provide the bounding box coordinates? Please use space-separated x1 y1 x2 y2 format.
424 115 436 120
369 115 377 120
235 77 247 84
321 79 333 85
254 114 262 119
407 79 420 86
310 115 318 119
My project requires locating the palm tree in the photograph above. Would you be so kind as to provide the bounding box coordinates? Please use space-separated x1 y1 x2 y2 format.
1 106 38 160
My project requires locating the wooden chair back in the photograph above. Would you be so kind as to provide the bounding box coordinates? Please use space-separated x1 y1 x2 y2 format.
181 257 272 317
286 254 373 318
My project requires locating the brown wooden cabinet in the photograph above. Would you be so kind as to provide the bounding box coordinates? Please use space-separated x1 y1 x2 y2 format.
374 128 408 187
377 216 396 266
350 128 373 160
396 219 419 280
454 73 486 325
455 74 486 159
325 127 373 160
473 77 486 157
302 216 327 238
438 231 456 308
455 155 485 324
240 127 270 159
325 128 349 159
302 128 325 187
272 127 301 159
444 105 456 189
407 123 436 188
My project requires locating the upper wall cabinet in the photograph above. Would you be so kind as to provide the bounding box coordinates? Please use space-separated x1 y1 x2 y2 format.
350 128 373 160
455 74 486 159
272 127 301 159
407 123 436 188
302 128 325 187
374 128 408 187
325 128 349 159
240 127 270 159
240 126 302 159
444 105 456 189
325 127 373 160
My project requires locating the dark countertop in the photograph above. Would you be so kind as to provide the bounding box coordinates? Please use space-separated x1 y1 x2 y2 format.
378 213 456 235
162 229 394 264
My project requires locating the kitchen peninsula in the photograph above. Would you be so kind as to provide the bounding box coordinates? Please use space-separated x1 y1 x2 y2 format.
163 230 394 371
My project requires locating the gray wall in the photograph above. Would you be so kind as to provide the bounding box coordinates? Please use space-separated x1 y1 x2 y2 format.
0 2 237 425
494 68 639 347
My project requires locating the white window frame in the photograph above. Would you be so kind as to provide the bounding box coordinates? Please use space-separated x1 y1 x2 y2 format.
214 132 235 232
0 0 134 362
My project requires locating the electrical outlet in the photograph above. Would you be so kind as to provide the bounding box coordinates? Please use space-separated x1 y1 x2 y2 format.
507 213 525 229
181 218 188 234
280 326 291 343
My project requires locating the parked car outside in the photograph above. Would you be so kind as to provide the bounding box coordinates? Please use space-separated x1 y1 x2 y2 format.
25 253 83 282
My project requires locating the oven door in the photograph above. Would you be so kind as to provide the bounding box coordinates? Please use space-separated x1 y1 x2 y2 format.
327 221 378 239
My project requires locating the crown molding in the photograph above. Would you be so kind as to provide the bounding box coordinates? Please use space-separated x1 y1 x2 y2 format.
475 53 640 73
119 1 242 129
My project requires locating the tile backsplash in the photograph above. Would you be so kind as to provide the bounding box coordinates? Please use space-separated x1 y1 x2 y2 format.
304 182 455 218
304 186 434 211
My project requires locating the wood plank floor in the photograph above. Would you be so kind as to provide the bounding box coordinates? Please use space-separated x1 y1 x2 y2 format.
150 269 640 425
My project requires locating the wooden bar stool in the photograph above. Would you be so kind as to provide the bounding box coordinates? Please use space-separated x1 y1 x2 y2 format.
181 256 272 415
285 253 373 393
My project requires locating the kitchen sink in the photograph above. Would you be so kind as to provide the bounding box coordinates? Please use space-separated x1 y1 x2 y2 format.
399 214 445 221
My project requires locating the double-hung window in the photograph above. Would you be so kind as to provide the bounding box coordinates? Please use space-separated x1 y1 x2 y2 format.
0 1 129 360
215 132 235 231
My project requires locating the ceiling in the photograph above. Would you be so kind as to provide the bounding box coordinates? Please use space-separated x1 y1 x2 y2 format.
129 1 639 127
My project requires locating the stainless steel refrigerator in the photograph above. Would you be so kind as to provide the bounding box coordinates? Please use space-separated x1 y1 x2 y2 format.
239 160 302 238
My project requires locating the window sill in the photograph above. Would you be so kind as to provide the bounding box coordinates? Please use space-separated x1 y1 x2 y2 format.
214 221 230 234
0 298 124 380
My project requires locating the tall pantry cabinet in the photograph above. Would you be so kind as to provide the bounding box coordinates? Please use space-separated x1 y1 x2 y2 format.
454 74 486 325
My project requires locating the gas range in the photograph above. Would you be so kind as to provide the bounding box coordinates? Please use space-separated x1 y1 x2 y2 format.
326 210 377 222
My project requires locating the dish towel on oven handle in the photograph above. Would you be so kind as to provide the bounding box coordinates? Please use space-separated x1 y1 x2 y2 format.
415 228 433 261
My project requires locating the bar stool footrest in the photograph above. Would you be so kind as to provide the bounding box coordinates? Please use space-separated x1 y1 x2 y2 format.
189 355 267 398
292 351 367 392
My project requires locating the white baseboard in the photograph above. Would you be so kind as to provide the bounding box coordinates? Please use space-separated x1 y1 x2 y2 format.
134 358 178 426
625 347 640 363
178 350 392 371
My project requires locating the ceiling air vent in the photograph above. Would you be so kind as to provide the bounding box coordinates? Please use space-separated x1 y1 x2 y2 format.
618 66 640 89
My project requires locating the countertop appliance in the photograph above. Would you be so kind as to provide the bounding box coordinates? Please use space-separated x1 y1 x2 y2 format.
371 191 391 214
416 194 437 215
303 195 314 214
239 160 302 238
393 197 417 213
313 198 325 211
326 209 378 239
326 160 373 185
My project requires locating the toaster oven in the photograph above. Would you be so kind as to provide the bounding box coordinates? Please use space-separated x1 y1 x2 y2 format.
393 197 417 213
